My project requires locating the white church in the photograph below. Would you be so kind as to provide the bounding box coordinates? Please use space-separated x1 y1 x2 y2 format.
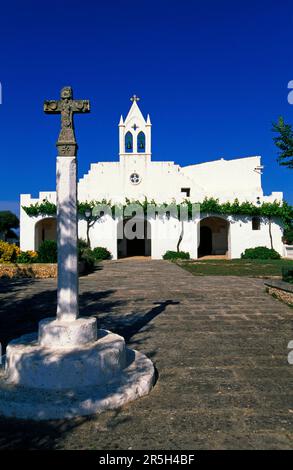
20 96 284 259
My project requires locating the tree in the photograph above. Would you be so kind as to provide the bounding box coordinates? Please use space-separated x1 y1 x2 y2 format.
0 211 19 241
177 220 184 252
283 224 293 245
272 117 293 169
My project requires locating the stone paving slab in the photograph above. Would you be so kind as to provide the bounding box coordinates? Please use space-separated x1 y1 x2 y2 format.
0 259 292 449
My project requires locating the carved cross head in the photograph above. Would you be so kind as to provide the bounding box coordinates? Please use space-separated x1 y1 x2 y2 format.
44 86 90 157
61 86 73 100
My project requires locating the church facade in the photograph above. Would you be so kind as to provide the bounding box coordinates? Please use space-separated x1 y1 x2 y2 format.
20 97 284 259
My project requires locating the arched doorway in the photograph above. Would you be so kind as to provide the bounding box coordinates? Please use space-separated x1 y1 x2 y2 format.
199 226 212 257
198 217 230 258
117 218 151 258
35 218 57 250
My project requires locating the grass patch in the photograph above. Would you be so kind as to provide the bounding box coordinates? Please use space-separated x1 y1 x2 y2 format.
176 258 293 277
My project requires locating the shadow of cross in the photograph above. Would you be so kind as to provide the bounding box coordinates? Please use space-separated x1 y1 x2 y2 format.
121 300 180 342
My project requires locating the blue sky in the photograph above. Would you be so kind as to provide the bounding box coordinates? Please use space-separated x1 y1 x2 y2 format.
0 0 292 216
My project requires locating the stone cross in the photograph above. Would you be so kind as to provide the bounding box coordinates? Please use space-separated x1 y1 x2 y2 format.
44 86 90 321
130 94 140 102
44 86 90 156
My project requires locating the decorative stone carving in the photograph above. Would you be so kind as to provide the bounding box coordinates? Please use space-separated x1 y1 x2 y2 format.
44 86 90 156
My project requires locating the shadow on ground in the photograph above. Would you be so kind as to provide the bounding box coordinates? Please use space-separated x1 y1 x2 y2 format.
0 274 173 449
1 260 293 450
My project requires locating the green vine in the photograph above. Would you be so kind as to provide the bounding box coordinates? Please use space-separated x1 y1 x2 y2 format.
22 200 57 217
22 197 293 225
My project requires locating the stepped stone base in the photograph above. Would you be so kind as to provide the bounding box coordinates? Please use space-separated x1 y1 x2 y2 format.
0 320 155 421
38 317 98 348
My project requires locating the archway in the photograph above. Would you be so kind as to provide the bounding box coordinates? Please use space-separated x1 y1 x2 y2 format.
199 226 212 257
117 218 151 258
35 217 57 250
198 216 230 258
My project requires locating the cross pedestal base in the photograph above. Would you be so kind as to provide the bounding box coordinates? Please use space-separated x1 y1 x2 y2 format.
0 319 155 420
39 317 97 347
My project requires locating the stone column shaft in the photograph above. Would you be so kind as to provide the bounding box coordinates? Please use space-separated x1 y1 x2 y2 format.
56 156 79 321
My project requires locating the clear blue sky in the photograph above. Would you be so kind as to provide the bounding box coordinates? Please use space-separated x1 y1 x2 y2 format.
0 0 292 216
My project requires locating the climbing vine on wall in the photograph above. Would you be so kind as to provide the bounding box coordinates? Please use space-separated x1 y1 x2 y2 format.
22 197 293 225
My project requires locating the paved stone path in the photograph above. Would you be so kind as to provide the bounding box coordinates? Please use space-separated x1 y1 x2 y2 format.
0 259 293 449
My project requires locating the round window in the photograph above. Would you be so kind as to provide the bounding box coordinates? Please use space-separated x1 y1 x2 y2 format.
130 173 141 185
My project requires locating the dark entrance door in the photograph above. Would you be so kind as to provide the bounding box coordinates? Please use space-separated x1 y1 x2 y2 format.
127 237 146 256
198 226 212 257
125 219 151 257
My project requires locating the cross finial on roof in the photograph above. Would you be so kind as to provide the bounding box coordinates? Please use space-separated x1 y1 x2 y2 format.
130 94 140 102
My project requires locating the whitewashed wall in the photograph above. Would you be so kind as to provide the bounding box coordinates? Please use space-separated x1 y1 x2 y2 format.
228 215 283 258
20 193 56 251
283 245 293 259
78 215 118 259
20 203 284 260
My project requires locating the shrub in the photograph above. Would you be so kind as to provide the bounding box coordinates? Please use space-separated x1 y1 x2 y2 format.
79 247 96 272
92 246 112 261
241 246 281 260
163 250 190 260
77 239 95 272
283 226 293 245
282 268 293 284
16 250 38 264
0 241 20 263
78 238 89 254
37 240 57 263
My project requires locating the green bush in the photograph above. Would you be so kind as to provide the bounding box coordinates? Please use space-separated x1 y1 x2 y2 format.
163 250 190 260
282 268 293 284
92 246 112 261
241 246 281 260
37 240 57 263
16 250 38 264
77 239 95 272
78 238 89 255
79 247 96 272
283 226 293 245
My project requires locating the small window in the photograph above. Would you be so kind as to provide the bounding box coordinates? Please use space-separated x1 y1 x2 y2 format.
252 216 261 230
137 131 145 153
181 188 190 197
125 132 133 153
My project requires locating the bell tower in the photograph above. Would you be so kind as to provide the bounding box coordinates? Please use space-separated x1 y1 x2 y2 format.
119 95 152 161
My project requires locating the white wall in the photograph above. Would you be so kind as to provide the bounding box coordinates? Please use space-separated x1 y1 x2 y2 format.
229 216 283 258
78 215 118 259
181 156 263 201
20 193 56 251
20 197 284 261
283 245 293 259
84 215 199 260
150 217 197 259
